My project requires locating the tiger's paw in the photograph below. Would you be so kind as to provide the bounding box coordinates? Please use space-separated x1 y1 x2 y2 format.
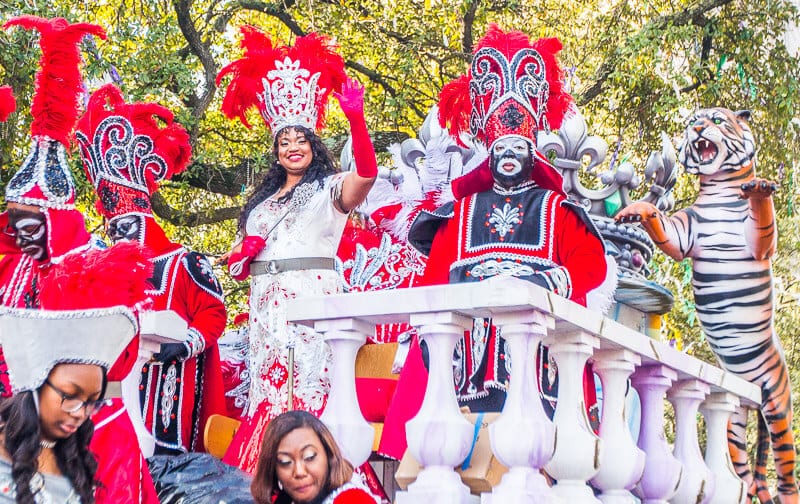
740 178 778 200
614 201 660 223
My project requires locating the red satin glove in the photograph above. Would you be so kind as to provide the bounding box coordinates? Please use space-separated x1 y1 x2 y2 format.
227 235 266 281
334 78 377 179
451 157 492 200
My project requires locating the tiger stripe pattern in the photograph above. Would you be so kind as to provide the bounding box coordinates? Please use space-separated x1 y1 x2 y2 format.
616 108 797 503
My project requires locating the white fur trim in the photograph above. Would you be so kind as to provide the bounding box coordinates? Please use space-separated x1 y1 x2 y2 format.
381 203 416 243
419 134 457 193
586 255 619 314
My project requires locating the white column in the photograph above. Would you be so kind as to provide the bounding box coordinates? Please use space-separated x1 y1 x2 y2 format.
630 365 682 504
668 379 714 504
591 349 645 504
316 318 375 468
700 393 747 504
483 311 560 504
396 311 475 504
543 329 602 503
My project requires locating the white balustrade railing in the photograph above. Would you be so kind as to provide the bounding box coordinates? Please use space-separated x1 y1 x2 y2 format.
285 276 760 504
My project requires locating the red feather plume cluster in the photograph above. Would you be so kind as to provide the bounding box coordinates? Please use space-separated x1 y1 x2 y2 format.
77 84 192 193
216 27 347 132
439 23 572 145
38 242 154 311
0 85 16 122
3 16 106 146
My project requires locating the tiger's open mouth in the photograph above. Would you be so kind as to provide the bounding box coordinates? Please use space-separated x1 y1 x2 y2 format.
694 138 718 164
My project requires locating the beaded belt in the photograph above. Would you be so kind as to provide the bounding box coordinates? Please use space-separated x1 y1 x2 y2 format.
250 257 336 276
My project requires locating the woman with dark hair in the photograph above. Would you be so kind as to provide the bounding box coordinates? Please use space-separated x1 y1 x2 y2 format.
0 364 107 503
252 411 375 504
0 242 152 503
218 28 377 473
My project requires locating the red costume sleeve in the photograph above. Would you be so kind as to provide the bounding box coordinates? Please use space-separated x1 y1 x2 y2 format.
552 201 607 304
106 336 139 381
178 265 227 350
334 488 378 503
91 399 159 504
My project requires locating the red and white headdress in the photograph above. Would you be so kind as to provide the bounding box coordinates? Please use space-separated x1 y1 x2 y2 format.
438 24 572 149
75 84 192 219
216 27 347 136
0 242 152 393
2 16 106 210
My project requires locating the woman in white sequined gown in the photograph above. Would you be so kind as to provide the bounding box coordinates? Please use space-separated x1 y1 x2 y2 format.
220 77 377 472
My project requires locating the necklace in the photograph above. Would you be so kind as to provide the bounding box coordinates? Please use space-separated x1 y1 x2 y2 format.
39 439 56 449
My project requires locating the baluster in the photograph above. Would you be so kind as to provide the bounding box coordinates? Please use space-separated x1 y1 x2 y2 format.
483 311 559 503
700 393 747 504
543 328 602 503
591 349 645 503
668 379 713 504
631 365 682 503
316 318 374 468
396 311 475 504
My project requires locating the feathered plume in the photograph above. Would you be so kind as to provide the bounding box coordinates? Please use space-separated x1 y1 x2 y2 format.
0 86 16 122
437 75 471 147
288 32 348 129
216 26 282 129
3 16 106 146
217 27 346 134
38 242 153 311
78 83 191 193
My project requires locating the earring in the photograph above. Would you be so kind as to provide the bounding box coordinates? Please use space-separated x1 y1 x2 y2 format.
277 481 283 491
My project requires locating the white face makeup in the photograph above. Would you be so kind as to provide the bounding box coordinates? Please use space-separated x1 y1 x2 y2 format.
490 137 533 188
106 214 143 243
6 210 47 260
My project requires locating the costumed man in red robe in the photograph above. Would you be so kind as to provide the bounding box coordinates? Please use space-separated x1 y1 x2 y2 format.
0 16 159 503
76 83 228 455
382 26 610 456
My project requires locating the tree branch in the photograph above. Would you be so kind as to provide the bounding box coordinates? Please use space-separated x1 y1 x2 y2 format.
679 32 716 93
173 0 219 125
463 0 480 54
236 0 303 35
151 192 240 225
577 0 734 106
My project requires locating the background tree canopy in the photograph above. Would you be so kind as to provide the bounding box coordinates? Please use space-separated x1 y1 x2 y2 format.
1 0 799 479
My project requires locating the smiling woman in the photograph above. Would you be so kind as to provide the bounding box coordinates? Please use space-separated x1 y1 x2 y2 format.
251 411 376 504
217 27 377 474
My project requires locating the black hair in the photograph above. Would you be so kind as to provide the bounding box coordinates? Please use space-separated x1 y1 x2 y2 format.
237 126 339 233
0 368 108 503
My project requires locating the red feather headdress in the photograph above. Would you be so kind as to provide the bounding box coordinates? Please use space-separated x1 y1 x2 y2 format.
2 16 106 210
75 84 192 219
438 24 572 149
0 86 16 122
216 27 347 136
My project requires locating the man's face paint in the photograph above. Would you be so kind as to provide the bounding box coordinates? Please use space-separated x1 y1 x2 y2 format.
5 209 48 260
106 214 144 243
490 137 533 189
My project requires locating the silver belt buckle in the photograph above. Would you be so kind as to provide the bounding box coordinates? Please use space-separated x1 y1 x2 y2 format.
266 260 279 274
